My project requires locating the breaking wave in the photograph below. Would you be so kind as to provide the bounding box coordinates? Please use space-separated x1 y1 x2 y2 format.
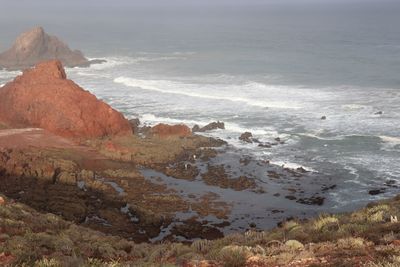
114 76 303 109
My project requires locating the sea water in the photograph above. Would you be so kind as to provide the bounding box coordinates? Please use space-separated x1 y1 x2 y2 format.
0 0 399 215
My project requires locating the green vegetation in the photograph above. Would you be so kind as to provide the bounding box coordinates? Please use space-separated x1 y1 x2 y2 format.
1 194 400 266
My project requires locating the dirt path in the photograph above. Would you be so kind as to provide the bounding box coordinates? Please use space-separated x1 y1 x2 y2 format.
0 128 113 169
0 128 77 148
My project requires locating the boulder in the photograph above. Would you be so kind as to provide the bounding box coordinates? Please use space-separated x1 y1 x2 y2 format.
192 121 225 132
151 123 191 138
0 27 96 70
0 60 132 139
129 118 140 134
239 132 253 143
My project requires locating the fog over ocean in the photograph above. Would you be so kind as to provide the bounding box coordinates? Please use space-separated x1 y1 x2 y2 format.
1 0 399 224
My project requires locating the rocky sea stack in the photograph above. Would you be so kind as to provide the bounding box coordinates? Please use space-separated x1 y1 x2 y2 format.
0 60 132 139
0 27 100 70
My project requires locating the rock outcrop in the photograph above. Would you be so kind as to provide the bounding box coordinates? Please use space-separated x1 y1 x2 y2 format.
0 60 132 139
151 123 191 138
239 132 254 143
0 27 96 70
192 121 225 132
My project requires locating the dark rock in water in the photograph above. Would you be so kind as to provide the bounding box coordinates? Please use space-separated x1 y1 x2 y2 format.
239 132 253 143
385 180 398 188
192 125 201 132
297 195 325 206
0 27 94 70
249 222 257 228
321 184 337 192
296 167 308 173
239 156 251 166
285 195 297 200
192 121 225 132
267 170 281 179
258 143 272 148
374 111 383 115
369 188 386 195
129 118 140 134
321 116 327 120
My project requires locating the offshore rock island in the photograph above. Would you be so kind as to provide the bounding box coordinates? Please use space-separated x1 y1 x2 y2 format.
0 27 103 70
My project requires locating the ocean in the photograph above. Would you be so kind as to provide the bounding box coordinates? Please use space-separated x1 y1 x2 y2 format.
0 0 399 227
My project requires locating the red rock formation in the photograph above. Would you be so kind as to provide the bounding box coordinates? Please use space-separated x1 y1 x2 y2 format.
0 60 132 139
0 27 91 70
151 123 191 138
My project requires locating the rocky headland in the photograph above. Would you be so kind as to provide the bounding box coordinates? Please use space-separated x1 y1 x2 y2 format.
0 61 399 266
0 27 103 70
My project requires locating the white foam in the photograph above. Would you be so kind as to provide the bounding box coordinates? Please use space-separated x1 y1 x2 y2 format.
139 113 209 127
0 70 21 78
380 135 400 151
380 135 400 145
341 104 367 110
139 113 276 138
269 161 316 172
114 77 303 109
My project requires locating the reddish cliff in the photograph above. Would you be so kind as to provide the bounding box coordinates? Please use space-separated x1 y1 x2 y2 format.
0 60 132 139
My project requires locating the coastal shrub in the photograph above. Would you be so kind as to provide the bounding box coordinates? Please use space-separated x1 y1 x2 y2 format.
129 243 152 258
365 205 390 223
6 235 41 264
93 242 117 260
284 240 304 250
337 223 369 237
0 204 13 217
243 245 266 256
244 230 268 244
382 232 397 244
313 215 339 231
176 252 205 262
337 237 366 249
218 246 248 267
191 239 212 253
164 243 193 259
83 258 127 267
84 258 105 267
34 258 62 267
222 232 246 244
365 255 400 267
147 245 170 263
51 234 74 255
